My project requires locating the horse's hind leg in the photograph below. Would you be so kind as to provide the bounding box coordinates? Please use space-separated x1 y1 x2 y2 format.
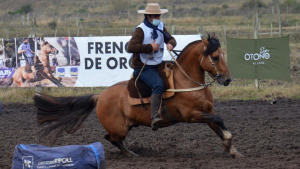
192 111 244 158
104 134 139 157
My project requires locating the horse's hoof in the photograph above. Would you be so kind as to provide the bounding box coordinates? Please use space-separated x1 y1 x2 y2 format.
230 146 244 158
233 152 245 158
127 151 140 158
123 150 140 158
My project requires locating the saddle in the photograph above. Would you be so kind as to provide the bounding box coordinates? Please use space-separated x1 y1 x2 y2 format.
127 61 175 105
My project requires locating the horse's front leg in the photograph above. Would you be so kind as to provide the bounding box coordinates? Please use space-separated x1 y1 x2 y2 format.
49 73 64 87
43 67 64 87
190 110 244 158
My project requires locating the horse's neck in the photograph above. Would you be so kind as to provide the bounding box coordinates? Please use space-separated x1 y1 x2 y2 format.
174 43 205 86
39 52 49 62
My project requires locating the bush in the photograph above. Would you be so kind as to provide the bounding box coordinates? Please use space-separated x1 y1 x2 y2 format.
48 21 57 29
222 4 229 9
7 4 33 15
74 8 87 13
138 5 145 10
241 0 267 10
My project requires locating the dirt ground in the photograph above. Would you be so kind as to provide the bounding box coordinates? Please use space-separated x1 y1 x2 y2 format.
1 98 300 169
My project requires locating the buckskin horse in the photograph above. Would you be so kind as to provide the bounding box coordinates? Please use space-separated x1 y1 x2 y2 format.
33 34 244 158
12 41 63 87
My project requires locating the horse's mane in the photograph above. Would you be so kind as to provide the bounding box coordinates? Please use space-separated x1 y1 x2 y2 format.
42 41 49 46
177 40 202 60
203 33 221 56
177 33 221 59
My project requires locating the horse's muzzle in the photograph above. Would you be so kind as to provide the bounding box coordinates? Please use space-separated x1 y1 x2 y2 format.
217 76 232 86
223 78 232 86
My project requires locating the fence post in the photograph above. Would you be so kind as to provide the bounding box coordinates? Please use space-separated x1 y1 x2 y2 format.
254 5 259 89
198 26 203 35
277 0 282 37
271 23 273 38
27 13 30 26
171 25 175 35
224 25 227 44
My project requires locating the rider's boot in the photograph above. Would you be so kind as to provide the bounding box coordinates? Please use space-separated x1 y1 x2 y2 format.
151 94 165 131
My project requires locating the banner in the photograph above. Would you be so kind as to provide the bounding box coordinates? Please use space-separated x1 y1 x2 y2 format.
74 35 201 86
227 36 291 80
0 35 201 87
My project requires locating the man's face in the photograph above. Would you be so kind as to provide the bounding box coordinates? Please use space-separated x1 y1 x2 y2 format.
147 14 161 22
24 39 29 44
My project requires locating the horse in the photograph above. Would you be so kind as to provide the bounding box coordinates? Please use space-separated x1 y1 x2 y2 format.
12 41 63 87
33 34 244 158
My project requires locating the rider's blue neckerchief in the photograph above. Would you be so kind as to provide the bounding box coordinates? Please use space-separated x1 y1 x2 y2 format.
143 18 170 41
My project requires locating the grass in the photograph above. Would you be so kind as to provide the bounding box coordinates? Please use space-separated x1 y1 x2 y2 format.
210 80 300 101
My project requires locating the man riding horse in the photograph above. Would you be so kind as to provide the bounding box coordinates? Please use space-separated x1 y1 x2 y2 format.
128 3 177 131
17 38 36 75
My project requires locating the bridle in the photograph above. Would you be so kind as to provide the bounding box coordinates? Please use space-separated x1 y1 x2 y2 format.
166 42 222 92
200 49 220 81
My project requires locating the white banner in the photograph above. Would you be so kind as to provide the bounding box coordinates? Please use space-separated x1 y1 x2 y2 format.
69 35 201 87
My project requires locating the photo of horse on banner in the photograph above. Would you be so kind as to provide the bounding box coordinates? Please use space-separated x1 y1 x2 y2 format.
34 34 244 158
11 39 63 87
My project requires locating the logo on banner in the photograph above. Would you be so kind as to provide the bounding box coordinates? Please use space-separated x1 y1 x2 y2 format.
57 68 65 77
0 68 15 78
70 67 78 76
23 156 34 169
244 47 270 65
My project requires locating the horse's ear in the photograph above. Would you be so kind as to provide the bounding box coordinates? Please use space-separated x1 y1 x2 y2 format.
202 37 209 47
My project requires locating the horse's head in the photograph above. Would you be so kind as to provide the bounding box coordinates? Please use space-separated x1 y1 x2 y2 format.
201 34 232 86
41 41 59 55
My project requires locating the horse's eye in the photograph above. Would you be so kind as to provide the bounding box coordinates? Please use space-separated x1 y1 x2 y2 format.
212 56 219 61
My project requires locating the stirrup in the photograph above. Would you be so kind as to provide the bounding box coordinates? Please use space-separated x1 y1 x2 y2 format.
151 116 164 131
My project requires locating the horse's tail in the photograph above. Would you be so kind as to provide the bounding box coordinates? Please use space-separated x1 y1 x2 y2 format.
33 93 99 144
